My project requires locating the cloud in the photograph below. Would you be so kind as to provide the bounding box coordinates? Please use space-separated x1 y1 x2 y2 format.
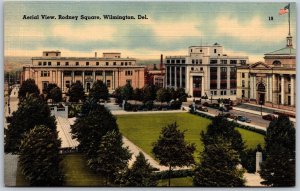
140 19 202 40
216 16 289 42
4 25 46 39
52 24 116 42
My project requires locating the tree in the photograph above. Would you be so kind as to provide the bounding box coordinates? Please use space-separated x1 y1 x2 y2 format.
121 82 133 101
50 87 62 103
176 88 188 102
113 87 123 104
68 81 85 103
80 97 100 116
156 88 171 105
152 122 195 186
43 83 58 100
143 84 157 103
168 88 177 100
201 115 245 156
71 105 119 158
193 138 245 187
260 115 295 187
5 94 56 153
132 88 143 104
19 125 64 186
87 130 131 185
89 80 109 101
18 79 40 100
121 152 157 186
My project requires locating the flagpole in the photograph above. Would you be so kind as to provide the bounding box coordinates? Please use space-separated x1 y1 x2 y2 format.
288 3 291 36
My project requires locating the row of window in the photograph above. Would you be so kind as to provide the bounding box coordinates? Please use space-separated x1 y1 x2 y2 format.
41 71 50 77
38 61 133 66
166 59 186 64
125 70 133 76
209 90 236 96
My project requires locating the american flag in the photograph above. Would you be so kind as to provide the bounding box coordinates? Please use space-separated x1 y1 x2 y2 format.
279 4 290 15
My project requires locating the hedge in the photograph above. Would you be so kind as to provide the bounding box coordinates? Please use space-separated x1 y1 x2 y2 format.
153 169 194 180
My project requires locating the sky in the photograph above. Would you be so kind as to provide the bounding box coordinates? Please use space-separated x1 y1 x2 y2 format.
4 1 296 62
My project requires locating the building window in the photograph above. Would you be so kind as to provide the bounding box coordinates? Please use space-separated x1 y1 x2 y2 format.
200 67 203 71
125 62 128 66
230 60 237 64
113 62 116 65
106 80 111 88
288 84 291 93
191 67 194 71
129 62 132 65
200 49 202 52
273 60 281 66
242 80 245 87
57 62 60 66
171 60 175 64
121 62 124 66
41 71 50 77
38 62 42 66
176 60 180 64
214 49 217 53
199 59 202 64
106 62 109 66
42 81 48 90
210 59 218 64
96 62 99 66
210 67 218 89
242 73 245 78
221 60 227 64
182 60 186 64
65 62 69 66
240 60 246 65
125 70 133 76
43 62 47 66
190 49 192 53
192 59 195 64
46 53 48 56
56 53 58 56
65 80 70 88
86 62 89 66
167 60 170 64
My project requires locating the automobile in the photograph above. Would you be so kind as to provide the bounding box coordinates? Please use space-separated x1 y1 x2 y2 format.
224 104 233 110
237 116 251 123
223 113 236 120
262 114 276 121
197 106 208 112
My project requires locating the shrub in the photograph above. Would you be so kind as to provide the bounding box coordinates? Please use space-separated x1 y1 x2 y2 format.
145 101 154 110
170 100 182 110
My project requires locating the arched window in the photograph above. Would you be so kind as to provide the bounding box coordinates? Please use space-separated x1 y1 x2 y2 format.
273 60 281 66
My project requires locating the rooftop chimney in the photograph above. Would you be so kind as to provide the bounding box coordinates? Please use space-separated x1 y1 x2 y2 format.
95 52 97 58
160 54 163 70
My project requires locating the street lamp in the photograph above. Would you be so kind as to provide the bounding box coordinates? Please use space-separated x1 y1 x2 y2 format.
259 100 263 116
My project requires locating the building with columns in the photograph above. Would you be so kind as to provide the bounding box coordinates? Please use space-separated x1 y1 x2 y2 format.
165 43 249 99
237 35 296 111
22 51 145 93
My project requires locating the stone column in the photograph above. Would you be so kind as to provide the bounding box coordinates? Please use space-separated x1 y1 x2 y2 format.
61 71 64 92
249 74 253 98
227 67 230 90
71 71 75 83
201 76 205 97
112 71 115 90
207 67 210 90
266 75 269 102
169 66 172 87
189 76 193 97
174 67 177 89
82 71 85 91
269 75 273 102
281 75 285 105
291 75 294 106
180 67 182 88
217 67 220 90
253 75 256 99
272 74 276 104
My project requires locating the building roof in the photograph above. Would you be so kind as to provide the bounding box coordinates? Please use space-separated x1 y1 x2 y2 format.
264 46 296 56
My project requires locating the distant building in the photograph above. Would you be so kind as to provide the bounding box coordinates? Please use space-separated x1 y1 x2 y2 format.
22 51 145 93
165 43 249 99
237 36 296 111
144 54 165 88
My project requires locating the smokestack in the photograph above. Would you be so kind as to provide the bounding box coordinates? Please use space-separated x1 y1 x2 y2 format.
95 52 97 58
160 54 163 70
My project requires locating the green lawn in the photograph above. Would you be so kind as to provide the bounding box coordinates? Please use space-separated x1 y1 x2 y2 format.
117 113 265 161
158 177 193 187
16 154 106 186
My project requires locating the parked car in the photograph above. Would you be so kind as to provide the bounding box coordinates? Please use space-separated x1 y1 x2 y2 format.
223 113 236 120
224 104 233 110
237 116 251 123
262 114 276 121
197 106 208 112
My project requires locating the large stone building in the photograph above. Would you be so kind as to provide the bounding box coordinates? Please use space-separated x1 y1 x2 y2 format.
22 51 145 93
165 43 249 99
237 35 296 111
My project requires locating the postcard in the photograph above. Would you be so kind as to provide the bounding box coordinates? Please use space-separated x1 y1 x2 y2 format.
4 1 296 187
